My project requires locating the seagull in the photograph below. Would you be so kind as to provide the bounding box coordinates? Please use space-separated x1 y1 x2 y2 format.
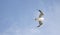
35 10 44 27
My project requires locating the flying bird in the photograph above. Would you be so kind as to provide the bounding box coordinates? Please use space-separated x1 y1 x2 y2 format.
35 10 44 27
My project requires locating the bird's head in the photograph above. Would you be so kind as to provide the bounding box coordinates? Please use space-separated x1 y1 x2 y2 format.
35 18 37 21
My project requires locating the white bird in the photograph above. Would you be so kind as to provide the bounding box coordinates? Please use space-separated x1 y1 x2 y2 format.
35 10 44 27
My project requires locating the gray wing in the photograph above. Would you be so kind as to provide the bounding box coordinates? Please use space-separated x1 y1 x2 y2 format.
39 10 44 18
37 21 43 27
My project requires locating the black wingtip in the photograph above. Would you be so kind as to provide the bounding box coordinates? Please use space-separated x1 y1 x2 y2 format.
39 10 41 12
37 25 40 27
36 9 42 13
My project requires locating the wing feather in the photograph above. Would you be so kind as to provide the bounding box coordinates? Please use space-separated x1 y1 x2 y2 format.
37 21 43 27
39 10 44 18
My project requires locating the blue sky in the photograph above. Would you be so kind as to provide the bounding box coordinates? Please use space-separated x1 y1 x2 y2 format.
0 0 60 35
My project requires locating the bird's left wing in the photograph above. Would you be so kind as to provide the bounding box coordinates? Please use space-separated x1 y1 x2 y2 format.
39 10 44 18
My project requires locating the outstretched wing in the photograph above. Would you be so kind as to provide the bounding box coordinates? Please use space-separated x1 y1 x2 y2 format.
39 10 44 18
37 21 43 27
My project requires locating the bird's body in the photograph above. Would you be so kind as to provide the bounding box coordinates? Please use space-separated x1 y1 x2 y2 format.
35 10 44 27
35 17 44 21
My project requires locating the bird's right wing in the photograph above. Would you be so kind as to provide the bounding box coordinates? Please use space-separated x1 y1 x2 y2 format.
37 21 43 27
